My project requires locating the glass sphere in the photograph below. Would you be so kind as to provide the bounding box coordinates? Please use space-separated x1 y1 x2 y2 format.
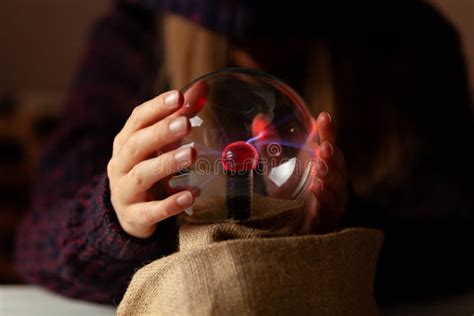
168 68 317 221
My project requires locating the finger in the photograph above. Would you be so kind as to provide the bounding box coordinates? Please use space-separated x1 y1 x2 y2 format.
121 146 196 201
311 178 335 202
315 147 347 198
157 82 209 155
311 179 337 215
114 90 183 154
116 115 190 173
168 80 209 121
318 141 346 176
313 152 348 216
311 180 340 232
128 190 194 227
316 112 335 144
305 117 319 154
315 173 346 207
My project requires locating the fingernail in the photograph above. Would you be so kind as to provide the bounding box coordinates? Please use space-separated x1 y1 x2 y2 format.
316 159 328 176
322 142 334 157
174 147 192 167
169 116 188 135
177 191 193 207
184 207 194 216
164 90 179 107
325 112 332 123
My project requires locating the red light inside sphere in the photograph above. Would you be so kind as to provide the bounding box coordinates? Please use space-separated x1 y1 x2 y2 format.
222 141 259 172
251 114 270 138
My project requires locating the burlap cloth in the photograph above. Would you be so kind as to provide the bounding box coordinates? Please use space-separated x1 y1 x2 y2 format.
118 197 384 315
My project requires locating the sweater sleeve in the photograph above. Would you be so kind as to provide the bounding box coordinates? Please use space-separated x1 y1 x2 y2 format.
14 3 176 304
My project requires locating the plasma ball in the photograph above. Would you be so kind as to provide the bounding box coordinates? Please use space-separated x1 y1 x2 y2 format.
173 69 316 221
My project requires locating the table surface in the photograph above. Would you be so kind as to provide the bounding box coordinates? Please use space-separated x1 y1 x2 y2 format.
0 286 115 316
1 285 473 315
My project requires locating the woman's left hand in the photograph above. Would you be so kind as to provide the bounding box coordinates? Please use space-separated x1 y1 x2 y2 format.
309 112 348 233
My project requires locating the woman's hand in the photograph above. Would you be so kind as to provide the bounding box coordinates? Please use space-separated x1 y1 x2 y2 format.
107 90 196 239
310 112 348 233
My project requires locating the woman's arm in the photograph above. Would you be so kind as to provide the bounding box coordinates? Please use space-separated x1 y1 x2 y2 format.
14 3 174 304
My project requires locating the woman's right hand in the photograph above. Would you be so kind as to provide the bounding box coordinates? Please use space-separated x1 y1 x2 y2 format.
107 90 196 239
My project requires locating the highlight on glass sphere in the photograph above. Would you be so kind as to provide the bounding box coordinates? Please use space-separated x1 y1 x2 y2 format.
168 68 318 221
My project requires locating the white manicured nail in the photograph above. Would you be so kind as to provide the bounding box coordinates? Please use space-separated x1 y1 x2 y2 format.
169 116 188 135
177 191 193 207
164 90 179 108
